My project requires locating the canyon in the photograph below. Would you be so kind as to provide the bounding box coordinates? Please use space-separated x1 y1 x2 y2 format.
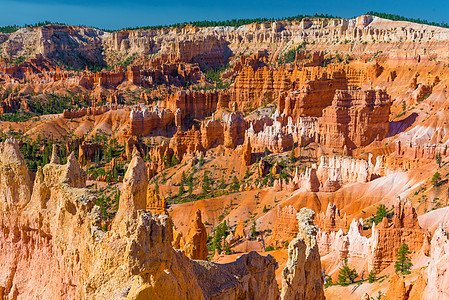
1 13 449 299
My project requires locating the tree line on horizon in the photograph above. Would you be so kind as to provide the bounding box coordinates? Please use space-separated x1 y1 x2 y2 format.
1 11 448 34
0 13 338 33
121 13 338 31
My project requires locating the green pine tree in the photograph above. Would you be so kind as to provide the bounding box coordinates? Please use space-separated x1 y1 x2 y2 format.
171 155 179 166
220 175 226 189
199 154 205 167
154 180 160 195
112 159 118 179
181 171 186 184
231 175 240 192
374 204 388 224
263 205 268 213
251 221 257 238
436 152 442 168
431 172 441 186
213 221 228 252
368 268 377 283
338 258 358 284
187 174 194 195
178 181 185 197
395 243 412 276
244 167 250 179
202 172 210 194
290 144 295 164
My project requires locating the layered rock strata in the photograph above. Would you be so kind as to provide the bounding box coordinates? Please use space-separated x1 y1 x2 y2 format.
183 209 208 260
129 105 174 136
318 89 391 150
315 203 348 233
317 199 429 274
0 138 280 299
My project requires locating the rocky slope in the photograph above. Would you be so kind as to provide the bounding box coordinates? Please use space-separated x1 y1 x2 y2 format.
2 15 449 67
2 13 449 300
0 138 328 299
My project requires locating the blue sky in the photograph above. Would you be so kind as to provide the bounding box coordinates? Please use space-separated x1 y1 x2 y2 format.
0 0 448 30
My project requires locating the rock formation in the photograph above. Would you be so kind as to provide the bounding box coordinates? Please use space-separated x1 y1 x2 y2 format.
183 209 208 260
161 90 224 122
125 136 148 160
129 105 174 137
170 126 204 161
369 199 429 273
0 138 280 299
270 205 299 248
0 94 20 114
62 105 113 119
230 65 291 111
78 141 103 165
146 187 167 215
200 117 224 149
423 224 449 299
318 89 391 150
318 217 370 259
223 111 247 149
283 71 348 119
317 155 372 189
235 219 245 239
384 273 408 300
384 271 426 300
274 167 320 193
315 203 348 233
3 13 449 299
242 136 252 166
246 119 294 153
317 199 428 274
0 137 33 208
280 208 325 300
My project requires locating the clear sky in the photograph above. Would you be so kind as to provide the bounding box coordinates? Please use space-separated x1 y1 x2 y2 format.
1 0 448 30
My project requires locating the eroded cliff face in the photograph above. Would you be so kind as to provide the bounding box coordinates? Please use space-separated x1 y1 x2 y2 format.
369 199 428 273
423 224 449 299
0 138 280 299
0 25 105 68
183 209 208 260
4 15 449 68
4 13 449 300
316 199 429 274
318 89 391 150
270 205 299 248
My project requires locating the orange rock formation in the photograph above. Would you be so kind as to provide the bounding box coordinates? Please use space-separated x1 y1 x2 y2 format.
183 209 208 260
319 89 391 150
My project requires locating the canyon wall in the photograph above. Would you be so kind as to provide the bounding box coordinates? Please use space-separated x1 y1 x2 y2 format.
316 199 429 274
318 89 391 150
4 15 449 68
0 138 281 299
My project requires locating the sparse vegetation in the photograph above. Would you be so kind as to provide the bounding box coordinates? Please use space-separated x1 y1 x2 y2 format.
277 42 308 64
337 258 358 285
431 172 442 186
365 204 394 227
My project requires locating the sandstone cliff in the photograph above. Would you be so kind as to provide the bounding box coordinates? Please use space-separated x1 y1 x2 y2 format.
318 89 391 150
4 16 449 71
423 224 449 299
0 138 280 299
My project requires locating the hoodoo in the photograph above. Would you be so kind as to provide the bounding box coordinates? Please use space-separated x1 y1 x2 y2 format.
0 11 449 299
